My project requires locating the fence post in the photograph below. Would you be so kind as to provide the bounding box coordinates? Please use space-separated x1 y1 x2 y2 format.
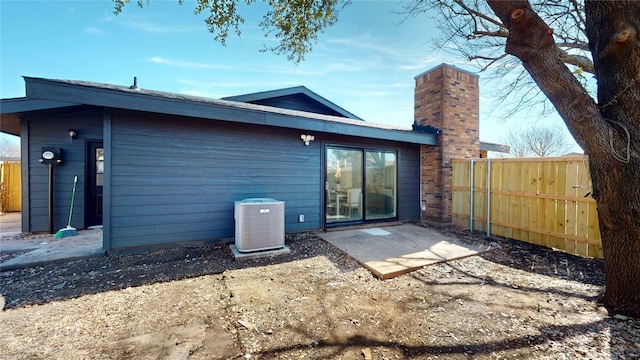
470 159 474 232
487 159 491 236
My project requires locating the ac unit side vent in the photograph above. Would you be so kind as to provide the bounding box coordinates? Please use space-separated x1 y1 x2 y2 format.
234 198 285 253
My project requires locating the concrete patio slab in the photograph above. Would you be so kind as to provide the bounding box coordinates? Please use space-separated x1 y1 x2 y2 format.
1 229 104 270
0 212 21 234
1 212 104 270
317 223 491 279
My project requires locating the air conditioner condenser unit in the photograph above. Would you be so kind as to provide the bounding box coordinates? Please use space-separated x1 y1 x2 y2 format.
234 198 285 252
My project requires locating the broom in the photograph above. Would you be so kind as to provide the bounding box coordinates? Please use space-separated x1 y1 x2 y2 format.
54 176 78 238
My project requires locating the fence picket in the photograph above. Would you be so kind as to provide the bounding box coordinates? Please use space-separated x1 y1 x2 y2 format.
0 161 21 212
451 156 602 259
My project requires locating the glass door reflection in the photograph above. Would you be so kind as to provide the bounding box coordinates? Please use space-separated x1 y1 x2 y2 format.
326 147 363 223
365 151 396 220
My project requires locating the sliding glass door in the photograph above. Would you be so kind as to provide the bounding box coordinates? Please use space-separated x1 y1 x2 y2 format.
365 151 397 220
325 146 396 224
326 148 363 223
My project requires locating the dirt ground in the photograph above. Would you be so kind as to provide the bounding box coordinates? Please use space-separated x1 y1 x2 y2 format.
1 224 638 359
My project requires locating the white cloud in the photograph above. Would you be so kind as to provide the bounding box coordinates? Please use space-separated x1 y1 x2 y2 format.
326 33 404 58
85 26 105 35
149 56 327 77
177 79 249 89
133 22 196 33
148 57 236 70
177 79 302 99
103 13 115 22
319 61 367 73
114 14 201 34
276 66 325 76
398 55 443 71
365 91 391 97
179 89 220 98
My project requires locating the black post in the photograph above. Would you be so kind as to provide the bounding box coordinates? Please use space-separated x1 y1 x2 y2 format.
48 163 54 234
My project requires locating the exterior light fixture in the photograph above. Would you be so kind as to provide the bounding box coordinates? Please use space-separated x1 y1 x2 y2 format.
69 130 78 140
301 134 315 146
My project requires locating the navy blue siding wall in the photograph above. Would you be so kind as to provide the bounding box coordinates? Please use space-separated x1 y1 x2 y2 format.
108 112 421 250
109 113 322 249
251 94 346 118
26 108 103 231
397 143 421 220
24 105 420 249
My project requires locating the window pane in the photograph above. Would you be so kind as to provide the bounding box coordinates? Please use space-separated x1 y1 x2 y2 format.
96 148 104 186
326 147 363 223
365 151 396 220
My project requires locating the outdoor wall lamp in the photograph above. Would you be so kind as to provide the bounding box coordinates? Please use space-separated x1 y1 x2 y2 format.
301 134 315 146
68 130 77 141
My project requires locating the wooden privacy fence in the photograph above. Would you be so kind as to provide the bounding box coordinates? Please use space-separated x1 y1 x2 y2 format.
451 156 602 259
1 160 21 212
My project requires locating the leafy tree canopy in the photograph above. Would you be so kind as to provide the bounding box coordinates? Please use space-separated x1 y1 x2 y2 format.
113 0 346 62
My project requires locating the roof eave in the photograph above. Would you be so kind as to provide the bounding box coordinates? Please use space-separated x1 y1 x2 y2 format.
479 141 511 153
21 77 436 145
0 97 80 114
223 85 363 120
0 97 81 136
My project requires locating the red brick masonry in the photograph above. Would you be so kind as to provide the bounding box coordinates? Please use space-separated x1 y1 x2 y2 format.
415 64 480 223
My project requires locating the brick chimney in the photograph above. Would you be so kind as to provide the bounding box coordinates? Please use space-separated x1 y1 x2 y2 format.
415 64 480 223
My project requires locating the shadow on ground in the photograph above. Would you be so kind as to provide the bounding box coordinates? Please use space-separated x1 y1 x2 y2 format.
0 232 353 309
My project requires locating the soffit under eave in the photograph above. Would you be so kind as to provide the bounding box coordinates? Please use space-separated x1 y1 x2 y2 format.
0 114 20 136
0 97 83 136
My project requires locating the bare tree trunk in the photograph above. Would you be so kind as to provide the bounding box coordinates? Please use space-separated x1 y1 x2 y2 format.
486 0 640 317
585 1 640 318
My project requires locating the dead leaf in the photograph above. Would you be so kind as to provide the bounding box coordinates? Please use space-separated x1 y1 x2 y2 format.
362 347 372 360
238 320 256 332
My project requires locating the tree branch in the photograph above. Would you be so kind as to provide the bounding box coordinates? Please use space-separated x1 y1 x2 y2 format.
468 53 508 71
473 30 508 38
555 41 590 51
486 0 606 157
456 0 505 29
558 49 595 73
568 0 586 32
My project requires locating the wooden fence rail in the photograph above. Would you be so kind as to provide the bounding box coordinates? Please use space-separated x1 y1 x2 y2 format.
451 156 602 259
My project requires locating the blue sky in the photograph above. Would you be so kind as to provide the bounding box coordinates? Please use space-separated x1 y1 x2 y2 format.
0 0 580 153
